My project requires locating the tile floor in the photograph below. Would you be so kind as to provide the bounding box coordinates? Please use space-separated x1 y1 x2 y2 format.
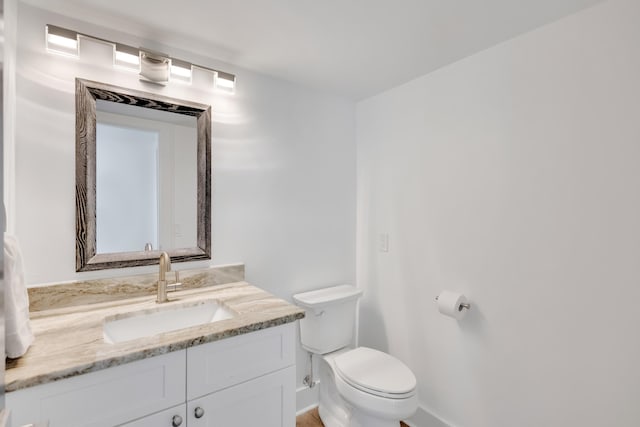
296 407 409 427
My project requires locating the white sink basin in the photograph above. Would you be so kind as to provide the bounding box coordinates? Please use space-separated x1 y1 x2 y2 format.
103 299 235 344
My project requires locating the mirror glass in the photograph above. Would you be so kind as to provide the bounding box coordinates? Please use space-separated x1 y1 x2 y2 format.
95 101 198 253
76 79 211 271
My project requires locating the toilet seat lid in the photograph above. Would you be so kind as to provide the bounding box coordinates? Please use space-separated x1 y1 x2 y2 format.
334 347 416 396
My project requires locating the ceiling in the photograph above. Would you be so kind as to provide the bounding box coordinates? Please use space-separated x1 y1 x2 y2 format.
25 0 602 100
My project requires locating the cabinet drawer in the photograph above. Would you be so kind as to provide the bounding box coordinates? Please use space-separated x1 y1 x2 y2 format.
7 350 186 427
187 323 295 400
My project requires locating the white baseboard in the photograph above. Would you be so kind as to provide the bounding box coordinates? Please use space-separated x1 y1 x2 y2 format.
404 405 452 427
296 384 320 415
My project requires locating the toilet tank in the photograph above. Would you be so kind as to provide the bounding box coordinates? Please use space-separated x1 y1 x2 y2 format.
293 285 363 354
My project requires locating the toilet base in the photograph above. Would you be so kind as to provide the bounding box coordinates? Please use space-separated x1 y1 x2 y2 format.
317 351 351 427
318 402 349 427
319 402 404 427
350 408 402 427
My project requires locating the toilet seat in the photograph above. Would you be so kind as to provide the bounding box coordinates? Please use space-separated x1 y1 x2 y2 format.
332 357 418 421
334 347 416 399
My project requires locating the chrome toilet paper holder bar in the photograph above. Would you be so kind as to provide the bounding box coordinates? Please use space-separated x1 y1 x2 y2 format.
435 295 471 311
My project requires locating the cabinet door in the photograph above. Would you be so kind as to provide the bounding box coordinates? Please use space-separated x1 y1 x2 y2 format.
187 366 295 427
187 323 295 400
118 404 186 427
7 350 186 427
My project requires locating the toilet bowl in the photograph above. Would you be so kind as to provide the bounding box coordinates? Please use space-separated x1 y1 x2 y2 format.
293 285 418 427
323 347 417 427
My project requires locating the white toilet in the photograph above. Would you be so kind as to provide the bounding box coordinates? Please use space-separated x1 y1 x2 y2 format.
293 285 418 427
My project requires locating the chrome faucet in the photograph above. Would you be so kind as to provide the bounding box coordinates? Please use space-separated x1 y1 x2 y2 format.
157 251 172 303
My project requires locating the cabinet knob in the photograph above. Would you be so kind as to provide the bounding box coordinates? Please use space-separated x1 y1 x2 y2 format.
194 406 205 419
172 414 183 426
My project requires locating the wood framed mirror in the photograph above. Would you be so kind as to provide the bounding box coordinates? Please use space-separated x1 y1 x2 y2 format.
76 78 211 271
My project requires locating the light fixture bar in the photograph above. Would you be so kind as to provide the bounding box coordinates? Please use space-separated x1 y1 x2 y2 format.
45 24 236 92
46 25 79 57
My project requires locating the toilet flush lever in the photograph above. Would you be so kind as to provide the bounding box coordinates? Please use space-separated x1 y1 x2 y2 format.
313 309 325 317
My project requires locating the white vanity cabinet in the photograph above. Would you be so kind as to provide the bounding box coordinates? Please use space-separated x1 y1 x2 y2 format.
6 323 296 427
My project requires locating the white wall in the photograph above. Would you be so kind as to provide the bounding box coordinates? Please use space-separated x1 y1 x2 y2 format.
12 2 355 389
356 0 640 426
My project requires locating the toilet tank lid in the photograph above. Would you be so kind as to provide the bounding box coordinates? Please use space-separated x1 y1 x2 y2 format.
293 285 363 308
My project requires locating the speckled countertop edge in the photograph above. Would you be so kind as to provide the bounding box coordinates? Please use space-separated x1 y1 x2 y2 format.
6 282 305 392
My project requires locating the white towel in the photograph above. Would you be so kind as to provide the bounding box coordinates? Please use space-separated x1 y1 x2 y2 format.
5 234 34 358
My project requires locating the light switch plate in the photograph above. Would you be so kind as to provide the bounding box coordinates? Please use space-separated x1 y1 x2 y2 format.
379 233 389 252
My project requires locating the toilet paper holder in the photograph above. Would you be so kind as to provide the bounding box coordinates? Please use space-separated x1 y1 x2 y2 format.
435 295 471 311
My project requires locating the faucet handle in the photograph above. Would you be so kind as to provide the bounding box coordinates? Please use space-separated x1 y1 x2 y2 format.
168 270 183 292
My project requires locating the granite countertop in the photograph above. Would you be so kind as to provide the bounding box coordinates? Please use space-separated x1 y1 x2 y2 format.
6 282 305 392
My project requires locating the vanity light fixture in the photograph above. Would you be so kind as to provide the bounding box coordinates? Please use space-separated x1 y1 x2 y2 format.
45 24 236 93
170 59 193 84
215 71 236 92
45 25 79 57
114 43 140 70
